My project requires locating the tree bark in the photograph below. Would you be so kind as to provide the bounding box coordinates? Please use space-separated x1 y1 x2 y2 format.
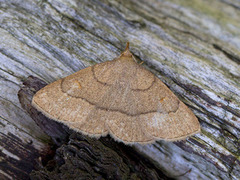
0 0 239 179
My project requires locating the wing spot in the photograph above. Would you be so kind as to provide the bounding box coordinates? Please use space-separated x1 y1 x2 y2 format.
160 97 167 103
74 80 82 89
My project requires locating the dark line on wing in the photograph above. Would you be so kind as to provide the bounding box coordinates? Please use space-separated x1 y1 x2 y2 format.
91 63 156 91
60 79 180 117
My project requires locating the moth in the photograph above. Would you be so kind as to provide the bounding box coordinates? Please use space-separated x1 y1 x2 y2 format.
32 43 200 144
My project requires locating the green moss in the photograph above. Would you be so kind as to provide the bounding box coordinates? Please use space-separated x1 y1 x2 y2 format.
201 128 239 157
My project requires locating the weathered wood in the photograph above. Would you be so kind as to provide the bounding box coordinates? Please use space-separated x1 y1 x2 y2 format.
0 0 239 179
19 76 171 180
30 133 169 180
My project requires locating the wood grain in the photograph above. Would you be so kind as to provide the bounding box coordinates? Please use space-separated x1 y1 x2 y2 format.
0 0 239 179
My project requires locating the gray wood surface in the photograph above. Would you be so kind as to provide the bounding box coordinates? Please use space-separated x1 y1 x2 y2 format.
0 0 239 179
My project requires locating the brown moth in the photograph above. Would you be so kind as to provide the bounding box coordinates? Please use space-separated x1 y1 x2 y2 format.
32 43 200 144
